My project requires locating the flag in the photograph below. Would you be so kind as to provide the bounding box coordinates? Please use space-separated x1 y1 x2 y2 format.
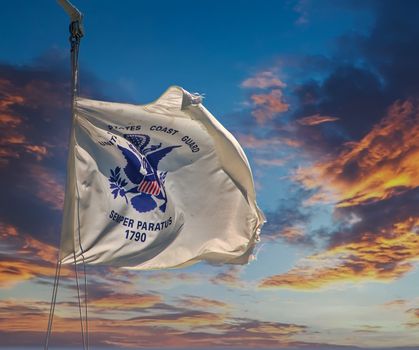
60 86 265 269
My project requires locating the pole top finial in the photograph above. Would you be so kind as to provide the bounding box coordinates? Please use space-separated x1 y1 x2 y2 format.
58 0 84 37
57 0 82 22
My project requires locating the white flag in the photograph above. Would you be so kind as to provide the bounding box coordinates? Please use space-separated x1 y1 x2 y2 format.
60 86 264 269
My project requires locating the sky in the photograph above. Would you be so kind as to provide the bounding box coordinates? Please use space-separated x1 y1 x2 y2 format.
0 0 418 348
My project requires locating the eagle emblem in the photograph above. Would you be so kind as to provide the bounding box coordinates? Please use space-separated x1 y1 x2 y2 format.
108 133 181 213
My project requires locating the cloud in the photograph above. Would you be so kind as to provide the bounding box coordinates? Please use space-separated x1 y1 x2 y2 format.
250 89 289 124
297 114 339 126
177 296 229 310
240 69 289 124
254 157 287 167
261 189 314 246
0 222 76 287
241 70 286 89
0 296 312 348
354 325 382 334
210 266 244 288
89 292 162 311
236 133 301 150
276 225 313 245
252 1 419 294
0 53 107 251
260 217 419 289
294 99 419 208
405 308 419 329
382 299 407 308
0 54 110 288
27 164 65 211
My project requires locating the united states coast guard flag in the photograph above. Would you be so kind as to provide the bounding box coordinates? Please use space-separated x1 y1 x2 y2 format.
60 86 265 269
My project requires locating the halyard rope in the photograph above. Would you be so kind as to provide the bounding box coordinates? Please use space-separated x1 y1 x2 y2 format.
44 12 88 350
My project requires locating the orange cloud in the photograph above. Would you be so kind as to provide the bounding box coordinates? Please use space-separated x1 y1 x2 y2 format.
407 308 419 318
0 223 71 287
295 99 419 207
178 296 229 310
405 308 419 329
0 223 18 238
0 79 25 108
0 297 310 348
241 71 286 89
0 113 22 126
297 114 339 126
278 226 307 244
28 165 64 210
260 217 419 289
90 293 162 310
24 144 48 160
0 234 73 287
382 299 407 307
0 134 48 161
0 134 26 145
0 259 72 288
251 89 289 124
0 72 69 165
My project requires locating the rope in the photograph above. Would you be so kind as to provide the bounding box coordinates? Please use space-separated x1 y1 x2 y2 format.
44 259 62 350
73 252 87 350
70 19 89 350
44 16 88 350
82 256 89 350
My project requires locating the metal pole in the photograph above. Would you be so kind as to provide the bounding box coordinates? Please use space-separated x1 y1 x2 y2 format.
44 3 86 350
58 0 84 105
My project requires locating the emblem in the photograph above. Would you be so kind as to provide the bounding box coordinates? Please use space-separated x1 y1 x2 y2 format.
108 133 180 213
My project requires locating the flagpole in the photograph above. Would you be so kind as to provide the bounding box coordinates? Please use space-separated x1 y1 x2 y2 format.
44 2 86 350
60 2 89 348
58 0 84 106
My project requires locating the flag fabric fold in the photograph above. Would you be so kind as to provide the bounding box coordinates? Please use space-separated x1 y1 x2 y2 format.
60 86 264 269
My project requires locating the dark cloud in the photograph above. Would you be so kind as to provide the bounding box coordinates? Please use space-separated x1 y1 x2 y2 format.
262 187 315 246
0 51 105 246
331 187 419 247
257 1 419 289
277 0 419 155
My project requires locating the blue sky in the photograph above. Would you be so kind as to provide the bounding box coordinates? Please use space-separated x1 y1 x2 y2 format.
0 0 418 348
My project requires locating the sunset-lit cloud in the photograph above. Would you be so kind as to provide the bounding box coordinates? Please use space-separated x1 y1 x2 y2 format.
251 89 289 124
24 144 48 160
294 100 419 207
177 296 229 310
27 165 65 210
383 299 407 308
0 223 72 287
210 266 244 288
0 296 310 348
240 70 290 124
260 217 419 289
241 70 286 89
273 225 313 245
0 79 54 164
1 1 419 349
0 112 22 127
405 308 419 329
297 114 339 126
0 258 72 288
89 293 162 311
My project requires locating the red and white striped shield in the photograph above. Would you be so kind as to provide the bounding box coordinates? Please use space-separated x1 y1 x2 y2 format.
138 179 161 196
